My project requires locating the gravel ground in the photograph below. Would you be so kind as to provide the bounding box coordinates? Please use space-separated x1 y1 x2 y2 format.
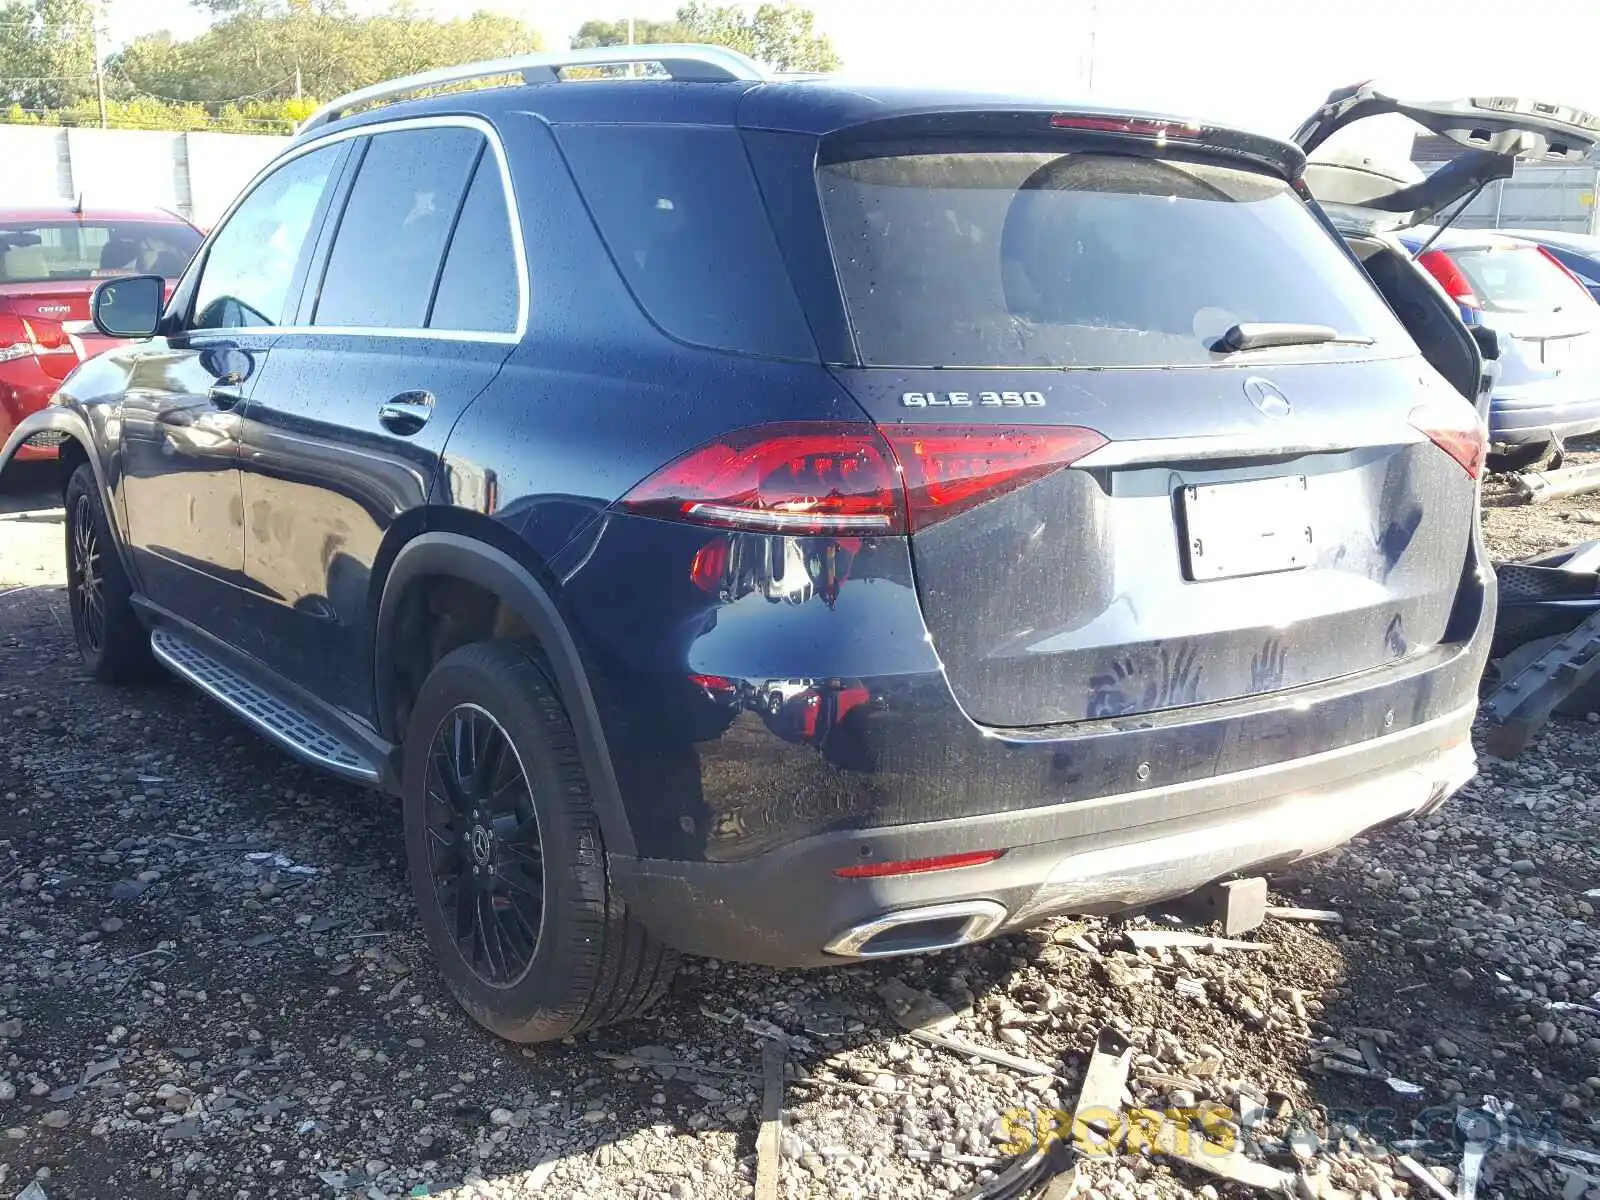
3 459 1600 1200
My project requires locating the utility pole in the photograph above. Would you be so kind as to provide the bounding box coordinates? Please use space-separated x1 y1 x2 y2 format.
627 16 636 77
91 0 107 129
295 62 303 102
1084 0 1099 97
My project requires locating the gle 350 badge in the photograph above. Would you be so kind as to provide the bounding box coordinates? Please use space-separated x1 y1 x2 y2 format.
902 390 1047 408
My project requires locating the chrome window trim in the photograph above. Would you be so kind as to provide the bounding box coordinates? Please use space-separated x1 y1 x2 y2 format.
187 114 529 345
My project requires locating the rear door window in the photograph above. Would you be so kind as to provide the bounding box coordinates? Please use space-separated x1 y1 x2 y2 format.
1452 246 1593 312
313 127 481 330
557 124 816 360
817 146 1410 368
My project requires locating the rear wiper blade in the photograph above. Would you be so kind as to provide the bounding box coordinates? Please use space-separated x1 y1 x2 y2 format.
1213 322 1375 352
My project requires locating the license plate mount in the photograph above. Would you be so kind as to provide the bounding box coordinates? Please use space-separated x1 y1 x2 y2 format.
1180 475 1313 581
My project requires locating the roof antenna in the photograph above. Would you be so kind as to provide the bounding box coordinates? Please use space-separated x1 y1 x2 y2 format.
71 192 84 216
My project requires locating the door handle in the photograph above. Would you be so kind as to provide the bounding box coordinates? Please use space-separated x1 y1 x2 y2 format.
378 390 434 434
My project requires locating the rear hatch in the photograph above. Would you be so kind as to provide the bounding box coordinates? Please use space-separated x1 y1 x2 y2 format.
806 117 1484 726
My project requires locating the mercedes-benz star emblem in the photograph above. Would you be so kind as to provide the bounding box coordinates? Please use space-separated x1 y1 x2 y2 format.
1244 377 1292 418
469 825 493 865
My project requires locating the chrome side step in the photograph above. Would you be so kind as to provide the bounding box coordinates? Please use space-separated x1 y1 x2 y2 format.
149 628 381 785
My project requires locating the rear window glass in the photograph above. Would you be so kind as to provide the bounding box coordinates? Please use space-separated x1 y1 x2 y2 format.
1451 246 1592 313
0 220 200 284
557 124 816 361
818 148 1410 368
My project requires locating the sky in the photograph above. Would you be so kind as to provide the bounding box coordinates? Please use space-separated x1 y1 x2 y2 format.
106 0 1600 152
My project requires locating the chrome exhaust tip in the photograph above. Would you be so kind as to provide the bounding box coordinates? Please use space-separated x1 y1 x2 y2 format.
823 900 1007 959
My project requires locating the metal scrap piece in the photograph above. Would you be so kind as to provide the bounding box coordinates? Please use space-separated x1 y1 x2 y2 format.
1483 607 1600 758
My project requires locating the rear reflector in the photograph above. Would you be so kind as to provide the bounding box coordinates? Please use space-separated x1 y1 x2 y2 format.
1410 402 1487 480
835 850 1004 879
1417 250 1482 311
621 421 1107 536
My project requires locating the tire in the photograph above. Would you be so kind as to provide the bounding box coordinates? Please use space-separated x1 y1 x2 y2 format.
64 464 155 683
401 640 677 1043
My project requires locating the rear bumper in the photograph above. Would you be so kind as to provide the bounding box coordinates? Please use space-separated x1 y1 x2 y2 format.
1488 380 1600 444
612 701 1477 966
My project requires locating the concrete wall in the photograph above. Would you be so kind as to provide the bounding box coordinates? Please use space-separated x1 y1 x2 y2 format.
0 124 289 227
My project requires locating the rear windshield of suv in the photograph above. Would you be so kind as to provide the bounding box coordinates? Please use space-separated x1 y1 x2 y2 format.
1450 246 1591 314
0 220 201 285
817 146 1410 368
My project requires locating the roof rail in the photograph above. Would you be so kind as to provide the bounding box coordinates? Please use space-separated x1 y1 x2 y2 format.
299 44 768 134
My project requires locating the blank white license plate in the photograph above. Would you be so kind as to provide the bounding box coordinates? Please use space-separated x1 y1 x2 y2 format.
1181 476 1312 581
1543 337 1577 367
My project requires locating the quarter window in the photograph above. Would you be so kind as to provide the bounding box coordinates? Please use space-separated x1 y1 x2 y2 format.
191 144 342 330
428 155 520 334
313 128 481 330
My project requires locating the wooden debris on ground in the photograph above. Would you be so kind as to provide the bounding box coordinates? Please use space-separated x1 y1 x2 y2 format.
1265 906 1344 924
753 1038 787 1200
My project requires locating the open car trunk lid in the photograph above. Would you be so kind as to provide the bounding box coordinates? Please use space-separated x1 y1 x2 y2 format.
1292 85 1600 234
809 119 1480 727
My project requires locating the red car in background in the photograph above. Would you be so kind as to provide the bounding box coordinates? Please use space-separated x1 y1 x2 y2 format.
0 205 203 460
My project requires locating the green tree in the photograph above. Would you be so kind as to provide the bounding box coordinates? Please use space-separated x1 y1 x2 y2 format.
111 1 541 110
0 0 97 110
570 17 689 49
572 3 839 72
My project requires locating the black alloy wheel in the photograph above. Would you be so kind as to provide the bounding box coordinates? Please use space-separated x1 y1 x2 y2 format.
423 703 545 987
68 491 105 654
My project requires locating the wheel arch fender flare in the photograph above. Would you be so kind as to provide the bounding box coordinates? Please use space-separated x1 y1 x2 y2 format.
4 407 135 575
374 531 636 858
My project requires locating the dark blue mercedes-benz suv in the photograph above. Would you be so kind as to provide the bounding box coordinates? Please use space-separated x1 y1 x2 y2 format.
9 46 1577 1043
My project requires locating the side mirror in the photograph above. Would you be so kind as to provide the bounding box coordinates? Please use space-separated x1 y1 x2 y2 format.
91 274 165 339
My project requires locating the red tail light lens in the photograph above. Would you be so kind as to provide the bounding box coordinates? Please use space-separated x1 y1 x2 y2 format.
1417 250 1482 311
1050 114 1202 140
0 313 76 364
881 424 1107 530
1410 402 1487 480
621 421 903 535
622 422 1107 536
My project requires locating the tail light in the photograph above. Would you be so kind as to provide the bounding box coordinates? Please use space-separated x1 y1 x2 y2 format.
1049 113 1203 141
1417 250 1482 311
1410 402 1487 480
621 421 1107 536
1533 244 1594 302
620 422 902 535
0 313 76 365
880 425 1107 530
